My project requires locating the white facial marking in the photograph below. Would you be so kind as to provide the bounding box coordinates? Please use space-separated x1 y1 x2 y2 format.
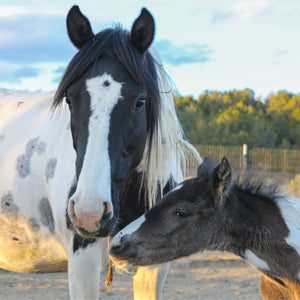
244 249 270 271
72 73 122 215
277 197 300 256
111 214 146 246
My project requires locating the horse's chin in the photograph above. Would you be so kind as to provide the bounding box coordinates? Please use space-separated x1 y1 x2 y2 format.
75 227 110 238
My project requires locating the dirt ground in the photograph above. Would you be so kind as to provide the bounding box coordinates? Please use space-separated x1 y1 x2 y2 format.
0 251 262 300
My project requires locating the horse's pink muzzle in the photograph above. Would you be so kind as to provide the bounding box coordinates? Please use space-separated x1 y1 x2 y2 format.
68 199 112 234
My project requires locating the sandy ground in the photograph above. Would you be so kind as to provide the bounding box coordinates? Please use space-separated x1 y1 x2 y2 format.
0 251 262 300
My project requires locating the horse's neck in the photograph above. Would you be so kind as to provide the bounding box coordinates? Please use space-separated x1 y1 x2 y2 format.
116 170 175 234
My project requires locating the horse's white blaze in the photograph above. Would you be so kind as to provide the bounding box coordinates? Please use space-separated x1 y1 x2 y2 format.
244 249 270 271
277 196 300 256
111 214 146 246
70 73 122 220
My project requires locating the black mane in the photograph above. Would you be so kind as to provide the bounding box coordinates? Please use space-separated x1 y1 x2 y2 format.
232 174 282 204
223 174 286 253
53 25 160 146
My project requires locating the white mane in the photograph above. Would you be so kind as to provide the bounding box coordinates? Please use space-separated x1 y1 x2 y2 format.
137 49 202 207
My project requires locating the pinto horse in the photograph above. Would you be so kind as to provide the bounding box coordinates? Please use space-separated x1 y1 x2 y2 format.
110 157 300 300
0 6 200 299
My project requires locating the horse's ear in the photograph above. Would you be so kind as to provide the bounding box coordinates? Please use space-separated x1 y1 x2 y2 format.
130 8 155 54
66 5 94 49
197 156 214 177
212 157 232 201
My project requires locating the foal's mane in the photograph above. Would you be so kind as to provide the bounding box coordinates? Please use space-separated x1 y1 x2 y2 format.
52 25 201 207
232 174 283 204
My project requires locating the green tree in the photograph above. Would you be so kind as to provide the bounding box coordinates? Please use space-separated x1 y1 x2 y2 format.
174 89 300 149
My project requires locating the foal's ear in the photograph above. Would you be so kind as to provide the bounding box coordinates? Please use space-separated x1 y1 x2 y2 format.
212 157 232 201
197 156 214 177
130 8 155 54
66 5 94 49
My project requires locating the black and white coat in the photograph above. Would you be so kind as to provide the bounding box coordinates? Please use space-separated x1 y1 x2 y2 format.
111 157 300 300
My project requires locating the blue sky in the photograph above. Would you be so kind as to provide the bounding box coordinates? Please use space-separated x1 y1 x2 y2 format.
0 0 300 99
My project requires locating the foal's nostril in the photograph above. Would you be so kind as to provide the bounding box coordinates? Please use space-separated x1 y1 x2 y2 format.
110 243 122 253
110 241 128 257
110 235 136 258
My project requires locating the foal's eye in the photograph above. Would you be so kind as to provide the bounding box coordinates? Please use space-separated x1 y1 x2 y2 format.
175 209 191 218
135 98 146 109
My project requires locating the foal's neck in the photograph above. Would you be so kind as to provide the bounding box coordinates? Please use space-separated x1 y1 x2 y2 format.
222 189 300 282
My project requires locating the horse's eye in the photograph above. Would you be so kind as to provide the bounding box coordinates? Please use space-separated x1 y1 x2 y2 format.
175 209 191 218
65 97 71 105
135 98 146 109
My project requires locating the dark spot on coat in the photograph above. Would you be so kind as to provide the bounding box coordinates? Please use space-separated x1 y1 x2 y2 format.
26 137 39 157
1 191 19 213
45 158 57 182
16 137 40 178
16 154 31 178
39 197 55 233
37 141 47 156
73 233 96 253
28 217 40 231
0 135 4 142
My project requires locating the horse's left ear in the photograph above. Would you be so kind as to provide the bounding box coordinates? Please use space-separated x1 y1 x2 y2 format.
212 157 232 202
130 8 155 54
197 156 214 177
66 5 94 49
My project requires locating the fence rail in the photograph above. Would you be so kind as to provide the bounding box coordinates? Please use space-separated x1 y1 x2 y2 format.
187 144 300 185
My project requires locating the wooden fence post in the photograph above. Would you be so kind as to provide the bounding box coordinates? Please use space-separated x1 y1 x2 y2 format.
243 144 248 171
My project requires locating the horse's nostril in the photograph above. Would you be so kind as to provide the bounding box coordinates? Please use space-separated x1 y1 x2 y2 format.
69 200 79 226
103 201 113 217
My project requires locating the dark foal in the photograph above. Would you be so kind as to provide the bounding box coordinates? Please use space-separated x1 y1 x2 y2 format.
110 157 300 300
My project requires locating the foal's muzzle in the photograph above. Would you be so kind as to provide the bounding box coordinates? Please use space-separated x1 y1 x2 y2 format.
109 234 138 261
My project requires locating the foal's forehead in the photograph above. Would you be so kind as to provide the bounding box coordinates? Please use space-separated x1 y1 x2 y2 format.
166 177 208 202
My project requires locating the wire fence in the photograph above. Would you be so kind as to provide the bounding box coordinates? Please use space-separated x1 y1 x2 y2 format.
186 144 300 185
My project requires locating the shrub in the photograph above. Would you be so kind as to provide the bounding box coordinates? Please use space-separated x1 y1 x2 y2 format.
286 174 300 197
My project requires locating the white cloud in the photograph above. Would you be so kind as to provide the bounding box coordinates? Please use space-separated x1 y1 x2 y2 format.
0 5 28 17
232 0 269 19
